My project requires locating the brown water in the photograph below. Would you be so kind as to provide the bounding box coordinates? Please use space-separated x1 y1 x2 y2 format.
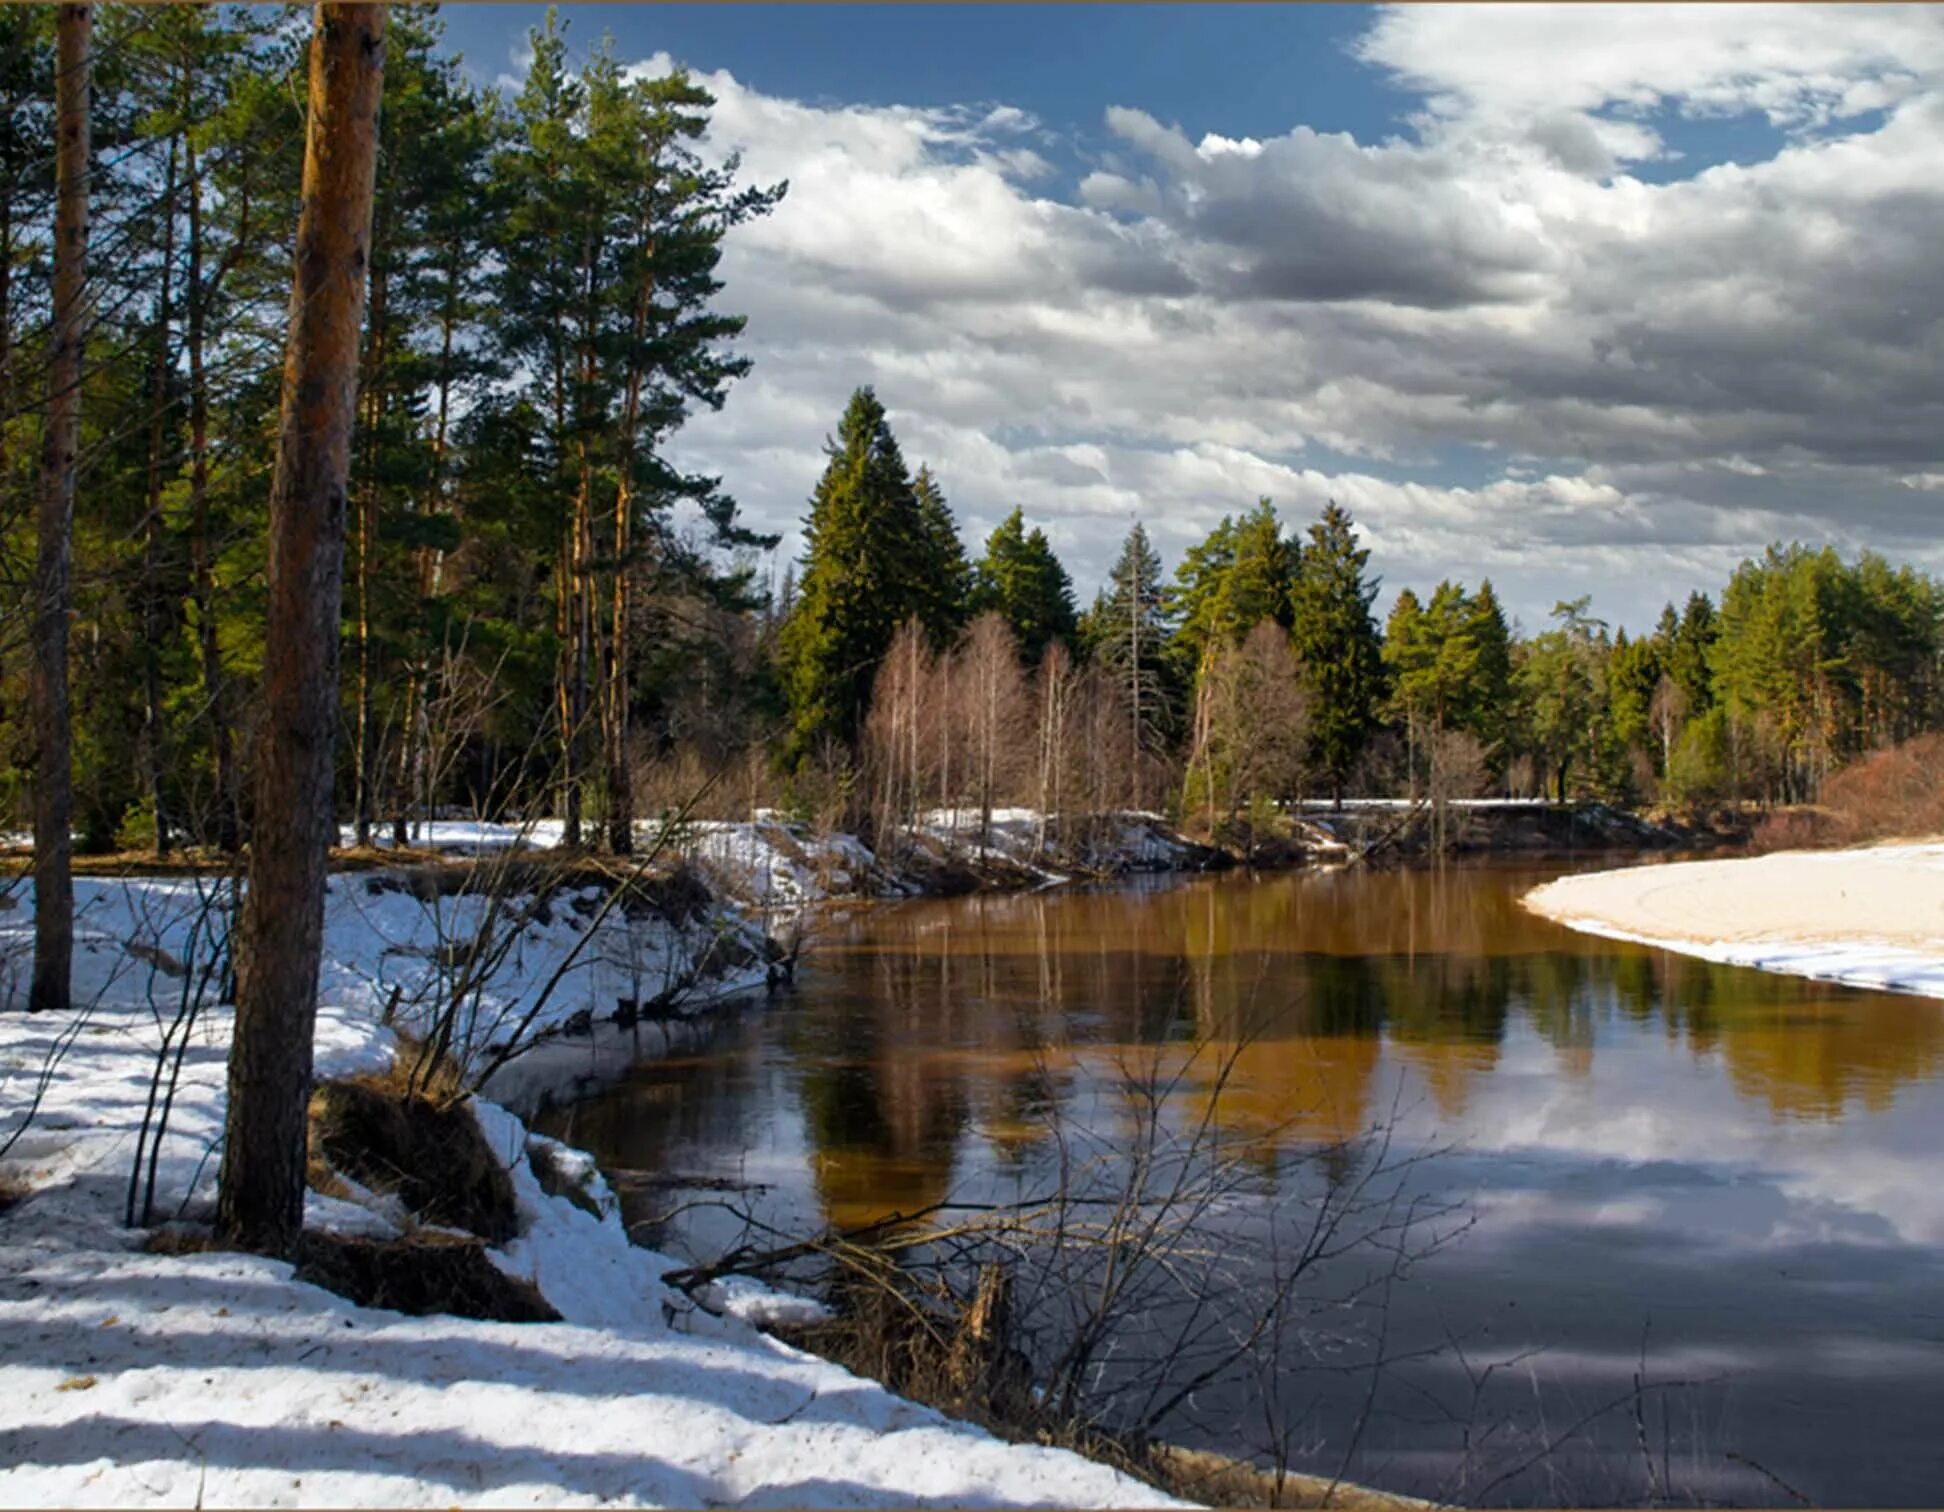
535 862 1944 1506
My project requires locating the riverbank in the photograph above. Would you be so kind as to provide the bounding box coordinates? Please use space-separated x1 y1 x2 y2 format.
1275 799 1740 864
1523 840 1944 997
0 870 1181 1507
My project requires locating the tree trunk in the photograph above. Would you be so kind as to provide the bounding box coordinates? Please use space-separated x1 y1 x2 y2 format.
217 2 385 1258
0 199 13 498
392 245 459 847
28 4 91 1015
141 136 180 857
185 135 239 852
603 232 653 857
351 258 387 848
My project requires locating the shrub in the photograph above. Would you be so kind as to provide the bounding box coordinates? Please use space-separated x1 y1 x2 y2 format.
1752 732 1944 851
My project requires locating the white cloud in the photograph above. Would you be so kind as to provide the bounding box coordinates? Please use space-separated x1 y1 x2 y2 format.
599 10 1944 630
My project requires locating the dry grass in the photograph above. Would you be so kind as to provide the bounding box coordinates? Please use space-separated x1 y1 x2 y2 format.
772 1267 1417 1511
294 1230 559 1322
0 1171 30 1215
1144 1444 1430 1510
308 1073 516 1244
142 1223 227 1257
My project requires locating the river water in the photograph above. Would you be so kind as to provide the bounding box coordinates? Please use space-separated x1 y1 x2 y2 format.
533 861 1944 1506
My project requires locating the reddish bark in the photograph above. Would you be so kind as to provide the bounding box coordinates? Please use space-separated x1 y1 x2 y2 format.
217 2 386 1258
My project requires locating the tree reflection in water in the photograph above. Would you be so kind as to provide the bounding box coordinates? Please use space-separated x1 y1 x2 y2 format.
537 861 1944 1507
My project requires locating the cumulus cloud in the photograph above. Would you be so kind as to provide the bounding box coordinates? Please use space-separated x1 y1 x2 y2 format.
609 9 1944 630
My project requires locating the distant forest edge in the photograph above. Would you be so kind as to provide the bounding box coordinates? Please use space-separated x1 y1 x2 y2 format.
3 6 1939 861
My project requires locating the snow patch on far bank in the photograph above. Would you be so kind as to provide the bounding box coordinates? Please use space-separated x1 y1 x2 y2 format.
1524 842 1944 1000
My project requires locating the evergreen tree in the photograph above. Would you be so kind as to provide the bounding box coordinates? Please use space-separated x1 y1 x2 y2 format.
1668 591 1718 714
780 388 940 762
1170 499 1293 672
1606 630 1663 759
1085 520 1174 806
1466 580 1513 758
1514 597 1606 801
485 19 782 844
973 506 1076 665
1289 502 1383 802
1167 515 1236 675
912 465 973 646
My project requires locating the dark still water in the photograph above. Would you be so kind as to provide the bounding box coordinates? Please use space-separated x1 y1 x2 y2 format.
533 863 1944 1507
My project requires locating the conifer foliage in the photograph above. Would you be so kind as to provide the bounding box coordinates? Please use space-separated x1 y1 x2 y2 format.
1289 502 1384 803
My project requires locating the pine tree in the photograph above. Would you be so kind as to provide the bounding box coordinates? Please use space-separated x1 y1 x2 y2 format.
1466 579 1513 759
219 0 386 1258
593 61 783 852
27 1 90 1014
1289 501 1383 803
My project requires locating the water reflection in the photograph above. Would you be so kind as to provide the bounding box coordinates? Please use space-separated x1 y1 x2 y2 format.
536 861 1944 1506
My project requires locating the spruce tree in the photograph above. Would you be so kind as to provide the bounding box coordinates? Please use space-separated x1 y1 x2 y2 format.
780 388 939 762
1290 501 1384 803
1168 516 1235 677
912 465 973 646
1466 579 1513 760
1088 520 1174 806
973 506 1077 665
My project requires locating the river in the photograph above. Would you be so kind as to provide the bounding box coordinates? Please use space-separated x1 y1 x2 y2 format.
532 860 1944 1507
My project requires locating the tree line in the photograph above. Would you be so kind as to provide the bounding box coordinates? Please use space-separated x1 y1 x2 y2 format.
779 390 1944 843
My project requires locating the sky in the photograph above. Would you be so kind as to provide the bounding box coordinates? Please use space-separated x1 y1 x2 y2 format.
435 3 1944 633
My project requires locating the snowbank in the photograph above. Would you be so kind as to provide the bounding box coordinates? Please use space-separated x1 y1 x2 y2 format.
334 810 1216 910
1523 841 1944 998
0 875 1179 1508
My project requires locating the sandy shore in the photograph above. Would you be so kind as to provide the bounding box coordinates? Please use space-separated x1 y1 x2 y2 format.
1523 841 1944 998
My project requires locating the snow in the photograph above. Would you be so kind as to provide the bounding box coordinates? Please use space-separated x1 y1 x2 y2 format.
698 1276 837 1331
1293 798 1564 811
331 817 880 913
331 809 1210 911
1524 842 1944 1000
912 809 1208 879
0 870 1181 1509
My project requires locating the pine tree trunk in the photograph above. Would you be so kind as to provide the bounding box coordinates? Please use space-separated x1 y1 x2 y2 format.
392 251 459 847
141 137 180 858
217 2 384 1258
351 260 386 849
1 199 14 512
603 237 653 857
28 4 91 1015
185 136 238 853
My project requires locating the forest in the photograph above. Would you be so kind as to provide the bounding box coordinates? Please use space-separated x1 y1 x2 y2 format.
6 3 1944 872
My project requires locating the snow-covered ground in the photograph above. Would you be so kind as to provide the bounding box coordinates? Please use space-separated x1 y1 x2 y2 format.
338 809 1213 910
0 874 1180 1507
1524 841 1944 999
336 816 880 911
